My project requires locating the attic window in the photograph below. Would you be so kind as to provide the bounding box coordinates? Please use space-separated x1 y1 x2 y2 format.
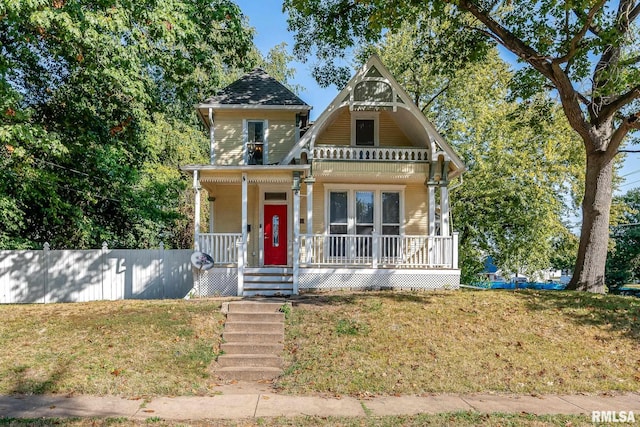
356 120 374 146
351 113 378 147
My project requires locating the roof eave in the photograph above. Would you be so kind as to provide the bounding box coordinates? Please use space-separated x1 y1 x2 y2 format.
196 103 312 111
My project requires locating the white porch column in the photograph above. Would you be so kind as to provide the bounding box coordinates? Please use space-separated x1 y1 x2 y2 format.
193 170 201 250
239 172 247 296
427 184 436 236
440 185 450 237
208 108 215 164
208 196 215 233
292 173 301 295
304 177 315 263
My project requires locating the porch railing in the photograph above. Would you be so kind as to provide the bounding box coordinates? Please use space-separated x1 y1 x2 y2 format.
299 234 459 269
313 145 429 162
196 233 242 265
195 232 458 269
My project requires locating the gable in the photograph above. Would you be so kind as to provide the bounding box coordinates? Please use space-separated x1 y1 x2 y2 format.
281 55 466 179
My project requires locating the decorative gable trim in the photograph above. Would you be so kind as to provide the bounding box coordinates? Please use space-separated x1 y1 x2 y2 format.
281 55 465 179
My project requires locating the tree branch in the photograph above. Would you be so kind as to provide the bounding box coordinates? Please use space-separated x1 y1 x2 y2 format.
572 9 604 37
454 0 591 141
591 0 637 121
609 111 640 157
553 0 607 65
422 82 450 113
618 149 640 153
629 1 640 22
455 0 553 80
600 84 640 122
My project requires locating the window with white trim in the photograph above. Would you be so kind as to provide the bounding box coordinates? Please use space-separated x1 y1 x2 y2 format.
244 119 267 165
327 188 402 257
351 113 378 146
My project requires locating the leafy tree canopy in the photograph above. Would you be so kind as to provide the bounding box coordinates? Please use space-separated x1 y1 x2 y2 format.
0 0 254 249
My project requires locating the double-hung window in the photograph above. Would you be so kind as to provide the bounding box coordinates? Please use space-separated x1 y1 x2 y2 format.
244 119 267 165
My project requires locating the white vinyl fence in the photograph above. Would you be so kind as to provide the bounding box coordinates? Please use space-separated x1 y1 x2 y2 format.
0 243 194 304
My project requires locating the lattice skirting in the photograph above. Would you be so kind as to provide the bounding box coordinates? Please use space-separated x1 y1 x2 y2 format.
193 267 238 297
192 267 460 296
299 268 460 291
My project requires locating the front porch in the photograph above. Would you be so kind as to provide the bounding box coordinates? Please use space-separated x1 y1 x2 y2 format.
192 232 460 297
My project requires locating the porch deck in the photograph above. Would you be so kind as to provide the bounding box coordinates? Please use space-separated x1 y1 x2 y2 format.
193 233 460 296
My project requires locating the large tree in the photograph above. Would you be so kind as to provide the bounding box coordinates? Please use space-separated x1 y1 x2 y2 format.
284 0 640 292
1 0 253 249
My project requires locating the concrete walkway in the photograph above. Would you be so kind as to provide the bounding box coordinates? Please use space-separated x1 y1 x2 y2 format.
1 392 639 420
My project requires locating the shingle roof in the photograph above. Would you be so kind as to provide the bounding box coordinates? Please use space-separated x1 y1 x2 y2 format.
203 68 309 107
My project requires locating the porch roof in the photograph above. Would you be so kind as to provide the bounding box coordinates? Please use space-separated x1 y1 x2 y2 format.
180 164 310 173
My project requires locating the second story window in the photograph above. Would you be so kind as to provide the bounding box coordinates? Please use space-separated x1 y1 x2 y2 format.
351 112 378 147
355 120 375 146
245 120 267 165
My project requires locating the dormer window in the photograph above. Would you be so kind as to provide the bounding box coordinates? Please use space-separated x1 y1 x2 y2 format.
351 112 378 146
244 119 267 165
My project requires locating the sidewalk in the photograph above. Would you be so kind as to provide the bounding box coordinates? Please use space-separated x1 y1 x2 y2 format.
1 391 639 420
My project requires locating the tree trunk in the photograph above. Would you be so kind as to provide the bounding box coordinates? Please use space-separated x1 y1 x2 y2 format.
567 148 614 293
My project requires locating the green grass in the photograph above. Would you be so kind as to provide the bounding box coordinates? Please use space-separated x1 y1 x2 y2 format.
276 290 640 396
0 299 225 396
2 290 640 400
0 413 597 426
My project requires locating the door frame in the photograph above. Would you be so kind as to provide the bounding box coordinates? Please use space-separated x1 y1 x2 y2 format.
258 185 292 267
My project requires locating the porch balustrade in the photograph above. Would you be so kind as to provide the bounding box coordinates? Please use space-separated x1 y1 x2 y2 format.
313 145 429 162
196 233 242 265
300 233 458 269
196 233 458 269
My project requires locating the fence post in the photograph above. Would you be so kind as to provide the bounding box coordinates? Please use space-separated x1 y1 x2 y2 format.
43 242 50 304
101 242 108 300
159 242 165 299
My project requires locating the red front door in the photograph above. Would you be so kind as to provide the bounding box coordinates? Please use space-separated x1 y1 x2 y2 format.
264 204 287 265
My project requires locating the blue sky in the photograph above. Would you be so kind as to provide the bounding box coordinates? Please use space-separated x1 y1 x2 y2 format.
235 0 639 191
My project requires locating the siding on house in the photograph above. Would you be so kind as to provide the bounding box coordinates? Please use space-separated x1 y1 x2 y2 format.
315 109 413 147
213 110 297 165
404 182 428 235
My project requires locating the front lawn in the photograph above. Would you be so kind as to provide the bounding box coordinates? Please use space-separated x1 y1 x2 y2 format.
277 290 640 396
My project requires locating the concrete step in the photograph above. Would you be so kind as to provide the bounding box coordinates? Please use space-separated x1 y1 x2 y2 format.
217 354 282 368
227 302 285 313
222 332 284 343
245 267 291 275
224 321 284 334
244 275 293 283
220 342 283 355
244 282 294 291
226 312 284 323
215 367 283 381
243 290 293 297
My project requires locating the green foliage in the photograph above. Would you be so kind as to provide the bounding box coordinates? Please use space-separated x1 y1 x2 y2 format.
0 0 254 249
606 189 640 286
286 1 491 88
366 28 585 282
